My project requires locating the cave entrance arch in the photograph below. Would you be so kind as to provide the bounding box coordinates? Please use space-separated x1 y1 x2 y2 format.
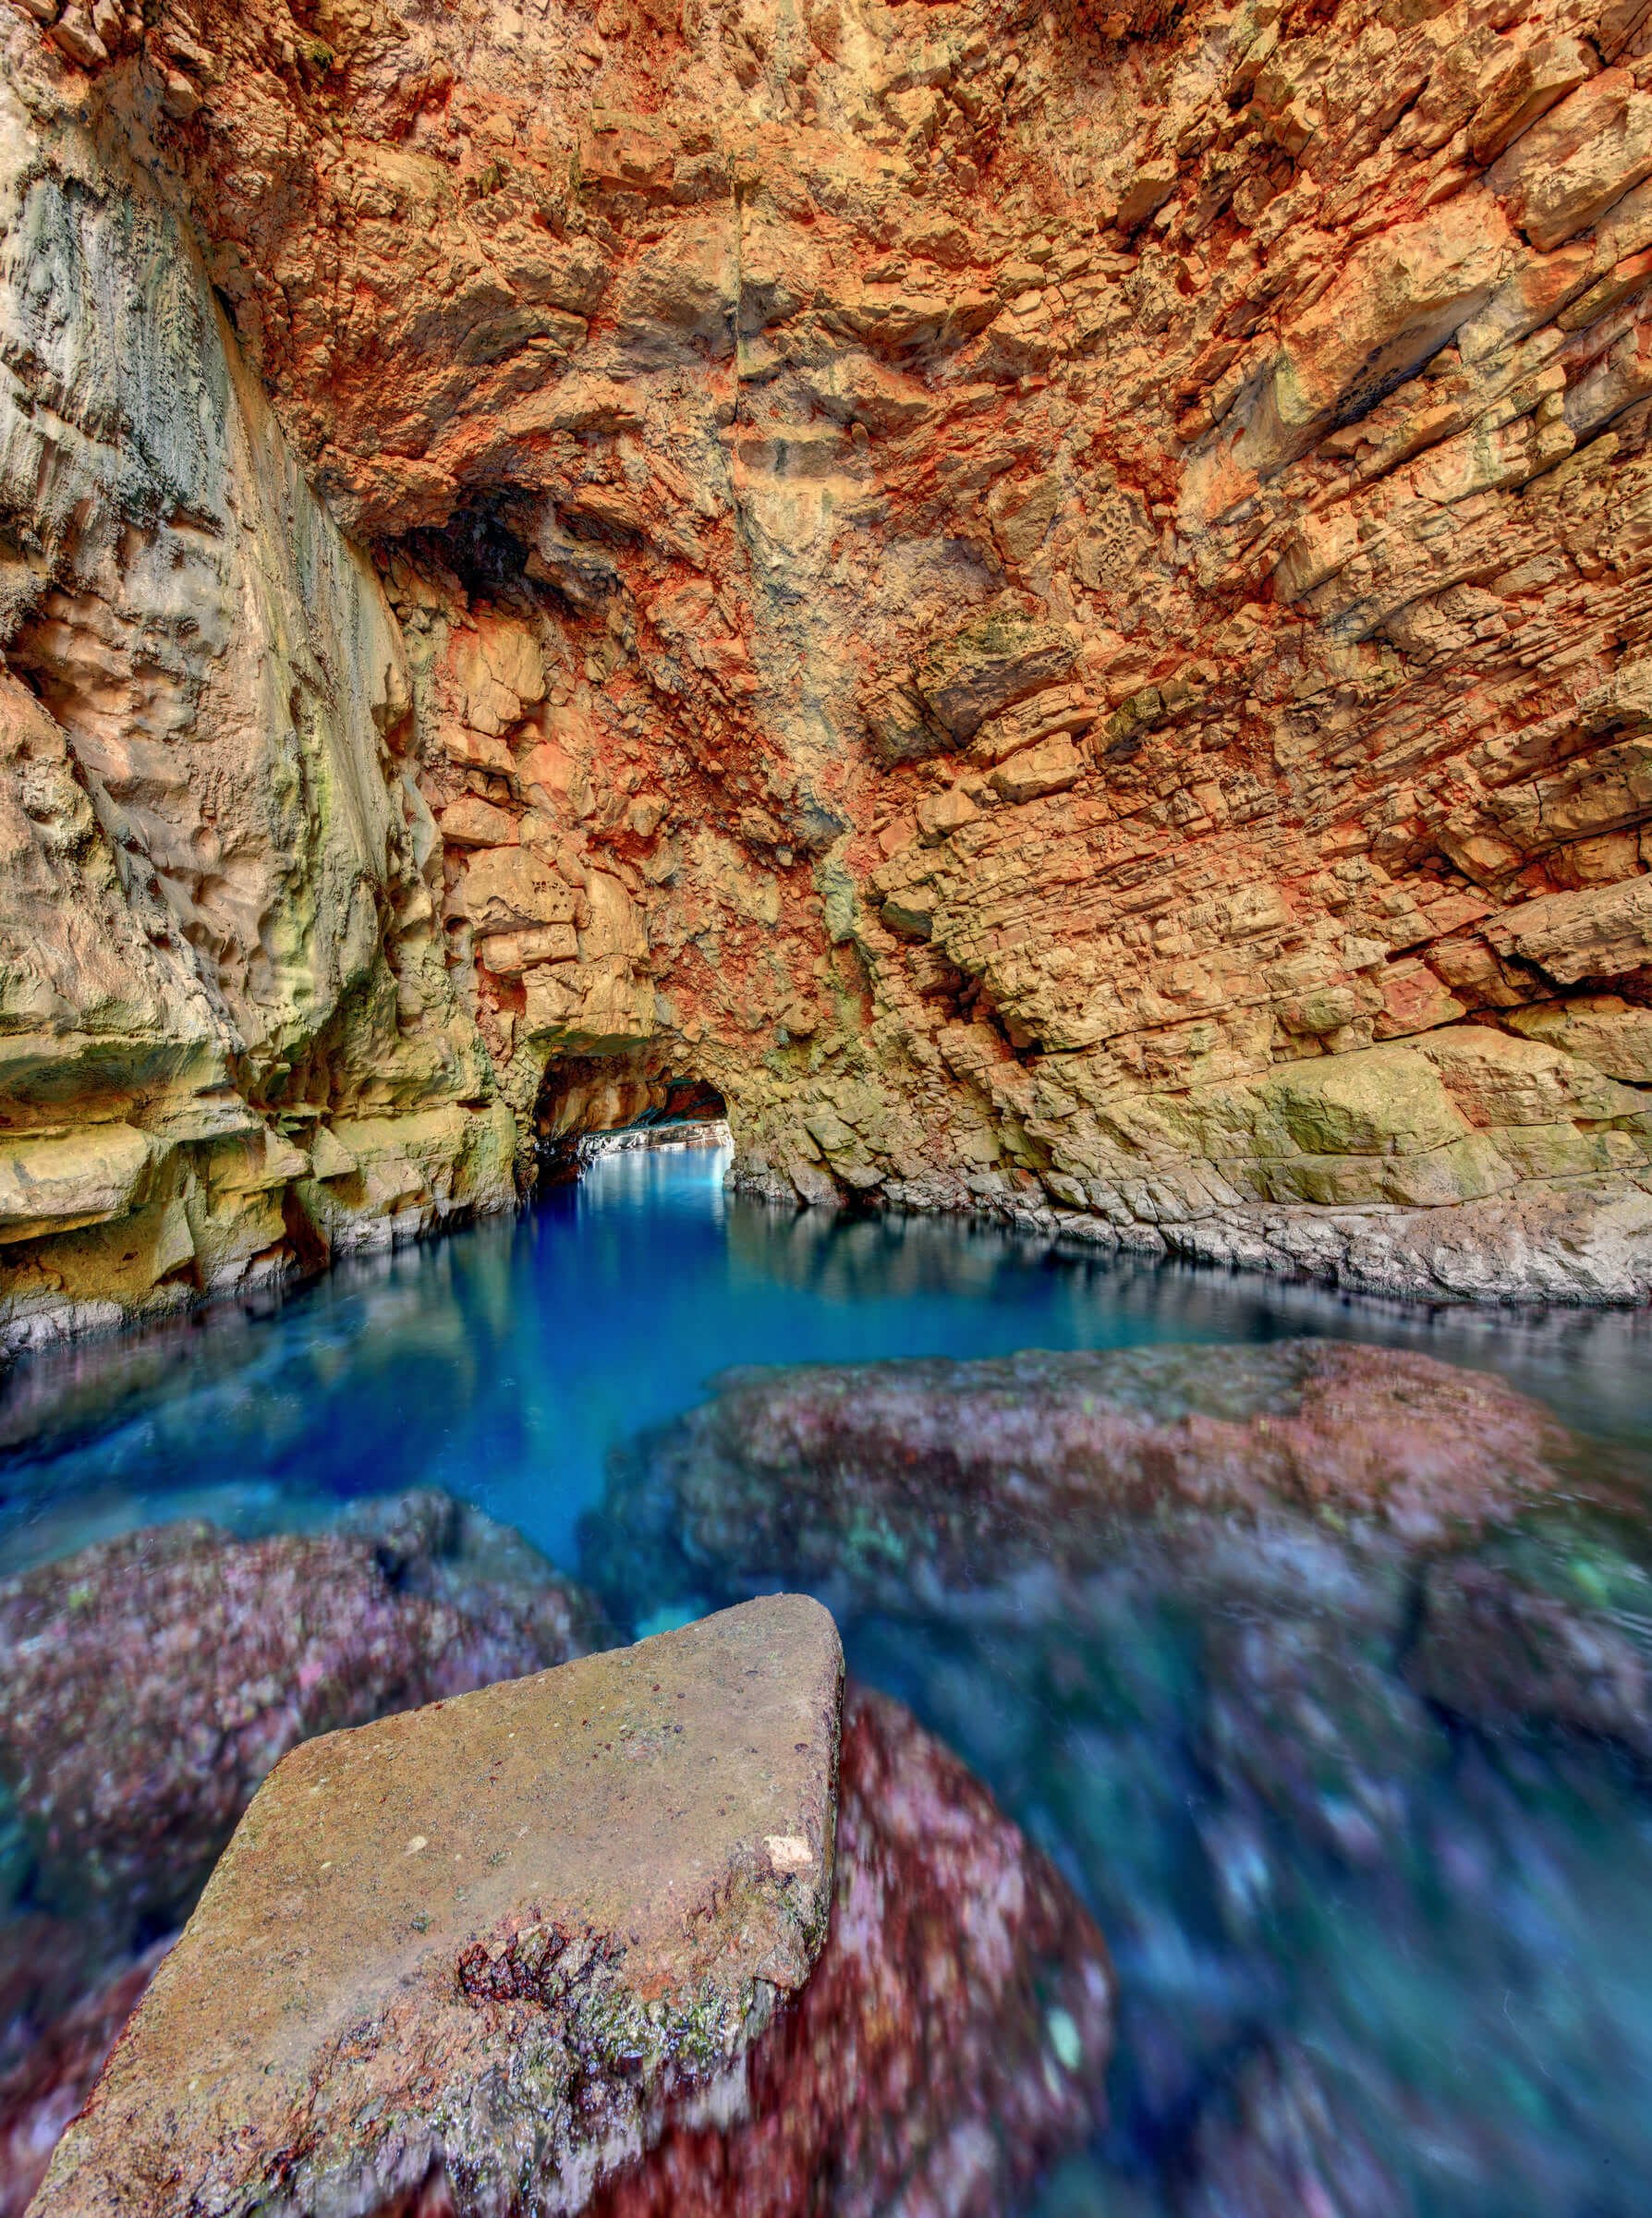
532 1057 728 1186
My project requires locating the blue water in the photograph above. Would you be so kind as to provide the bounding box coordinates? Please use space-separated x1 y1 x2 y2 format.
4 1134 1651 1576
8 1142 1652 2216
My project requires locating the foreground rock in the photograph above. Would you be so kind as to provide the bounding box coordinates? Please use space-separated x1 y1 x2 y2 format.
590 1683 1114 2218
584 1339 1592 1621
30 1597 844 2218
0 1492 611 1919
0 1924 172 2218
8 1662 1113 2218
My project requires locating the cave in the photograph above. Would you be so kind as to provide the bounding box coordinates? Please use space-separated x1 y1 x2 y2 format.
6 3 1652 2213
531 1060 730 1184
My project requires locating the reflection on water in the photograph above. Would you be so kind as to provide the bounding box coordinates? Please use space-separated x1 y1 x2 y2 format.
4 1139 1651 1573
4 1149 1652 2214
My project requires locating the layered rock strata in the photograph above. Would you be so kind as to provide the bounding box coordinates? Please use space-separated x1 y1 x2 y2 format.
3 0 1652 1317
29 1595 846 2218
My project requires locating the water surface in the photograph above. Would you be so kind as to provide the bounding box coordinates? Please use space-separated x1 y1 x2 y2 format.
4 1135 1650 1572
6 1139 1652 2216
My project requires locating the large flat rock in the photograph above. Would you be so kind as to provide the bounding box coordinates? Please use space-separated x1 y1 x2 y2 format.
29 1595 843 2218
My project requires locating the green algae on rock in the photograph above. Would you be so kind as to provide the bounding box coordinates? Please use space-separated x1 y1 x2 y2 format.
28 1595 844 2218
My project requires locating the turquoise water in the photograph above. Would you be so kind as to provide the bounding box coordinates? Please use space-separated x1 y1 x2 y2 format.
6 1140 1652 2215
4 1134 1650 1574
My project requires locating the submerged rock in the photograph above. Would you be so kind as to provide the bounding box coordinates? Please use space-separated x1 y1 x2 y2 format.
591 1684 1114 2218
1408 1555 1652 1761
0 1923 172 2218
1173 2041 1402 2218
584 1340 1589 1622
0 1491 612 1918
589 1342 1652 2216
30 1597 844 2218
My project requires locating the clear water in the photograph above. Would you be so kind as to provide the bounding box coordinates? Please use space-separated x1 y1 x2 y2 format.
4 1135 1650 1573
6 1139 1652 2216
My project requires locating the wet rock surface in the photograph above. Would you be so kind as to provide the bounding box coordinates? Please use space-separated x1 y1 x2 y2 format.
0 1923 172 2218
30 1596 844 2218
0 1490 612 1919
589 1683 1114 2218
584 1342 1652 2216
583 1339 1597 1619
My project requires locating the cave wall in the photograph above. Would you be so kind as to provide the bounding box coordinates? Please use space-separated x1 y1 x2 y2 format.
3 0 1652 1338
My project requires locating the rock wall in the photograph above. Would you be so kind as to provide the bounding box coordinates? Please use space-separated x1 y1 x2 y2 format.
3 0 1652 1324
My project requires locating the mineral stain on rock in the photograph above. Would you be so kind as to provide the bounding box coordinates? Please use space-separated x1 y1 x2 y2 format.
3 0 1652 1334
29 1596 845 2218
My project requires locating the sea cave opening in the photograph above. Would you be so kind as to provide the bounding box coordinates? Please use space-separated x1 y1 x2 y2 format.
531 1059 730 1186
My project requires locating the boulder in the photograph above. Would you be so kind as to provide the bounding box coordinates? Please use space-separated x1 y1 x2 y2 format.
0 1492 611 1917
583 1341 1590 1623
589 1686 1114 2218
30 1597 844 2218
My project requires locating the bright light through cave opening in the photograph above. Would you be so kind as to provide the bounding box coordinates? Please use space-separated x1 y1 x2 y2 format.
532 1068 730 1184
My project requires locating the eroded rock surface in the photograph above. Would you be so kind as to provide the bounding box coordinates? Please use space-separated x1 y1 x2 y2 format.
29 1594 844 2218
0 1490 612 1918
4 0 1652 1321
589 1684 1114 2218
583 1339 1594 1620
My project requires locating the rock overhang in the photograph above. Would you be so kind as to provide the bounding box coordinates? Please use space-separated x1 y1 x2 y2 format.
3 0 1652 1324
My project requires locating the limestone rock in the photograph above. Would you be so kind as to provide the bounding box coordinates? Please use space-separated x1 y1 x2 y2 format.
29 1596 843 2218
10 1671 1111 2218
589 1685 1114 2218
5 0 1652 1315
0 1492 611 1918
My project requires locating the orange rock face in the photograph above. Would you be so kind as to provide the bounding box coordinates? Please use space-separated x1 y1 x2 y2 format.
2 0 1651 1322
